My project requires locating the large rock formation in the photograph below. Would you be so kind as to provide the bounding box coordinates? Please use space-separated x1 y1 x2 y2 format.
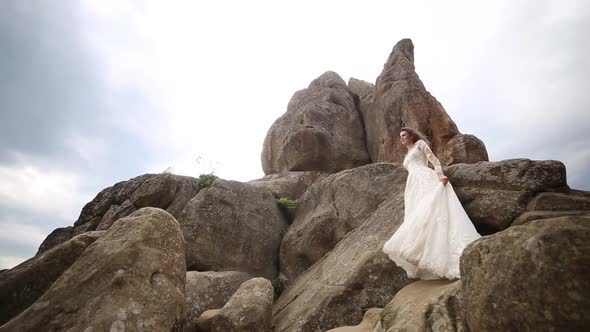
272 164 414 332
5 38 588 332
280 163 402 282
36 174 287 281
445 158 568 232
0 208 186 332
35 226 74 255
442 134 489 165
461 215 590 331
0 231 103 325
39 173 200 252
247 171 328 201
445 158 567 192
511 191 590 227
179 179 287 279
184 271 252 331
209 277 274 332
327 308 383 332
261 71 371 174
377 280 465 332
358 38 488 165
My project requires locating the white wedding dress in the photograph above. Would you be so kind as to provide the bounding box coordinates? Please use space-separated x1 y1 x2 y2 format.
382 139 481 280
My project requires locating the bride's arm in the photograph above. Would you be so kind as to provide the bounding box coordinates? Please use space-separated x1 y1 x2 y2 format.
417 140 444 175
417 141 448 185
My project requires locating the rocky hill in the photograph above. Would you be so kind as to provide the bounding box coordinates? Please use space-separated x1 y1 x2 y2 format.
1 39 588 332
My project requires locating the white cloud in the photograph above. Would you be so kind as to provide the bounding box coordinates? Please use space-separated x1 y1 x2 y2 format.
0 159 91 221
0 222 47 248
82 0 587 188
0 255 29 270
0 221 48 269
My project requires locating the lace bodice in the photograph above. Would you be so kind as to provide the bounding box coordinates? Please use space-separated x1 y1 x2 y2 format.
402 139 443 174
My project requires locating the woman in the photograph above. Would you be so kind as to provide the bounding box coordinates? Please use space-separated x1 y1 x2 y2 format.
382 127 481 280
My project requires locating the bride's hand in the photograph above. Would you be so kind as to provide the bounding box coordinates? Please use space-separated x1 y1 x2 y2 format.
437 173 449 186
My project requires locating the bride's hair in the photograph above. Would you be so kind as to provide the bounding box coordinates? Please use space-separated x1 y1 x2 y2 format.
400 127 431 146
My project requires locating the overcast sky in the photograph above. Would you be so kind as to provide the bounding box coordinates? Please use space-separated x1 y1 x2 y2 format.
1 0 588 269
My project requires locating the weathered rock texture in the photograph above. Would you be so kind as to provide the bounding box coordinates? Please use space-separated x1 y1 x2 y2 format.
378 280 465 332
461 215 590 331
261 71 371 174
179 179 287 278
196 309 220 331
445 159 568 232
347 78 375 120
527 192 590 211
280 163 403 282
40 173 200 252
248 171 328 223
184 271 252 331
445 159 567 192
442 134 489 165
512 210 590 226
326 308 382 332
360 38 487 165
248 171 328 201
0 208 186 332
272 163 414 332
35 226 74 255
511 191 590 226
0 231 102 325
209 277 274 332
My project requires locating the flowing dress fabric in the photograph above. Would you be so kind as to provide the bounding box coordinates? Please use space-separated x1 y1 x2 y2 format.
382 140 481 280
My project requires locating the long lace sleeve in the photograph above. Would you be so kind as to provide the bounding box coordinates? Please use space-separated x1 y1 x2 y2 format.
416 140 444 174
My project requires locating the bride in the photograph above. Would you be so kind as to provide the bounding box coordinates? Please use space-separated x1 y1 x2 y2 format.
382 127 481 280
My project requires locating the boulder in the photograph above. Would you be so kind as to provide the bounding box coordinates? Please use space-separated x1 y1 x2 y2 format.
445 159 567 192
261 71 370 174
184 271 252 331
280 163 402 282
378 280 465 332
362 38 487 165
73 174 155 226
445 159 568 232
72 215 102 236
326 308 382 332
460 215 590 331
452 187 531 231
41 173 200 251
247 171 327 201
196 309 221 332
129 173 178 208
209 277 274 332
527 192 590 211
347 77 375 122
96 199 136 230
0 208 186 332
179 180 287 279
442 133 489 165
35 226 74 255
347 78 375 104
512 210 590 226
0 231 102 325
272 164 413 332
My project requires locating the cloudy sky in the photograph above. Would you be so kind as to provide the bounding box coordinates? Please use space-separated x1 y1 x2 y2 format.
1 0 588 269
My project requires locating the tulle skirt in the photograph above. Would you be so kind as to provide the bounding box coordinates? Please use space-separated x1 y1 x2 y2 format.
382 166 481 280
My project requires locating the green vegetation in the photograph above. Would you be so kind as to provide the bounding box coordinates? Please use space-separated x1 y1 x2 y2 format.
271 277 285 297
197 172 218 187
277 197 298 208
280 224 289 237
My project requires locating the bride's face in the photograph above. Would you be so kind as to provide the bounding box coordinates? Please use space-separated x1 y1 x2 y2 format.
399 131 412 146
